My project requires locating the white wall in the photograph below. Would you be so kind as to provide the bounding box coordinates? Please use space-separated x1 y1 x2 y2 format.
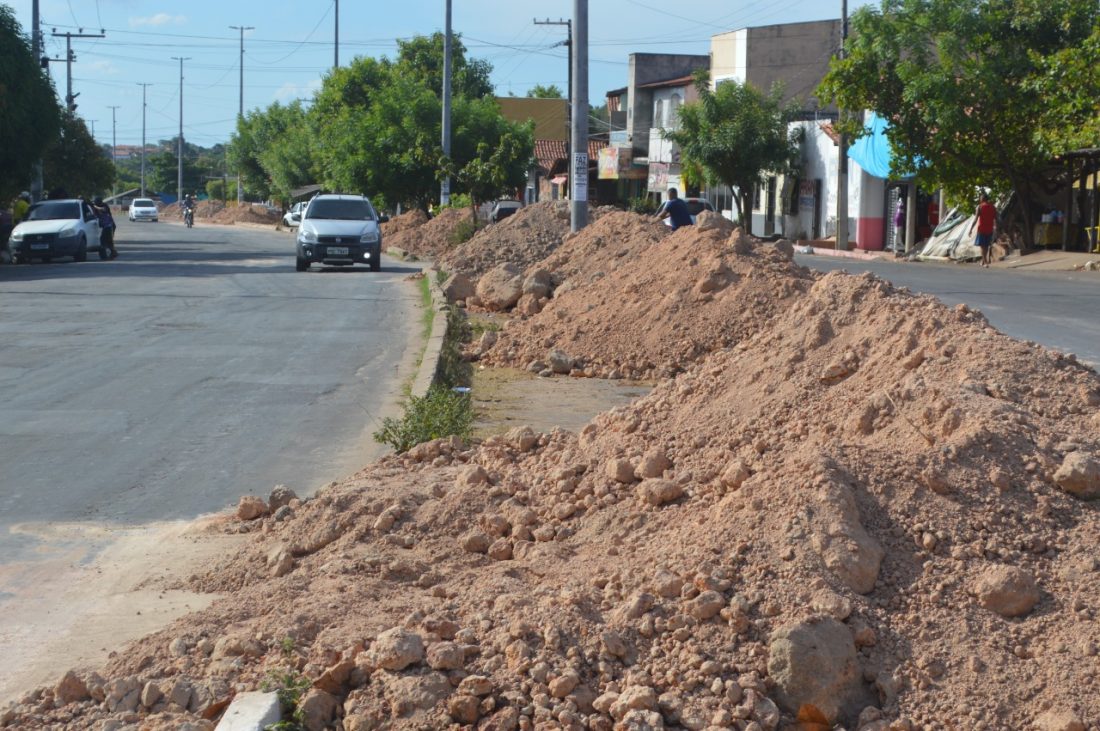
796 120 864 241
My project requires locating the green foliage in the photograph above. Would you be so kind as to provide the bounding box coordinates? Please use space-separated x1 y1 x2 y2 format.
373 385 473 454
448 216 479 247
395 33 493 99
229 101 315 205
818 0 1100 246
42 112 116 197
205 178 225 201
528 83 564 99
442 192 472 210
0 6 62 201
449 118 534 211
261 665 310 731
628 197 658 214
146 148 204 197
665 71 800 226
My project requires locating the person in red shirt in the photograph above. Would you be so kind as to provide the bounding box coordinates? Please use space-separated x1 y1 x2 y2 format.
968 192 997 267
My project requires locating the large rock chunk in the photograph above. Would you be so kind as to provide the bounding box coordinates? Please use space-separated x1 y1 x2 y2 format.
694 210 734 234
368 628 424 671
971 564 1040 617
522 268 552 299
1054 452 1100 499
637 479 684 507
442 272 476 303
810 478 883 594
476 263 524 311
767 617 864 724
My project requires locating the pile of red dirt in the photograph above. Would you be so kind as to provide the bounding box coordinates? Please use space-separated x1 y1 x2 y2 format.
440 202 619 282
159 201 280 226
6 221 1100 730
386 208 472 260
479 213 810 380
381 209 430 239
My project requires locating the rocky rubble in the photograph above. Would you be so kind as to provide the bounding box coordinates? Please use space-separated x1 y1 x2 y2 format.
5 218 1100 731
384 207 471 260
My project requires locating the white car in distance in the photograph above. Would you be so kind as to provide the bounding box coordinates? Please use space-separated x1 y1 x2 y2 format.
128 198 159 222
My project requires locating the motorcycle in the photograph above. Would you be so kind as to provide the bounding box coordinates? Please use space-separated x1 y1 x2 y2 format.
184 207 194 228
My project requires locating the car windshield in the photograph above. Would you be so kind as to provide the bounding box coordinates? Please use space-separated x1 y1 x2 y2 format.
306 198 374 221
26 201 80 221
134 199 155 207
685 200 711 215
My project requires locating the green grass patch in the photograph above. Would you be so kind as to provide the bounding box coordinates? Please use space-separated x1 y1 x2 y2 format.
372 384 473 453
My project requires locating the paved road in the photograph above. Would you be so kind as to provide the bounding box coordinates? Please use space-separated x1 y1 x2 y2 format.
796 254 1100 367
0 218 422 561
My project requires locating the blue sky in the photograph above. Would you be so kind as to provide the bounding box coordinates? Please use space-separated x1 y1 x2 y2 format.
7 0 870 148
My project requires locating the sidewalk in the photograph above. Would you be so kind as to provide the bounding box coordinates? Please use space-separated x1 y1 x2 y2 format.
992 248 1100 272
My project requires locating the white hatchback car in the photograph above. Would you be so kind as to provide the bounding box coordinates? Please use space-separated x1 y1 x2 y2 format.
9 199 102 264
128 198 159 222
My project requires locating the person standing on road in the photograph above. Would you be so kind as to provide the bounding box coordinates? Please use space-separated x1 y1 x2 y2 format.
656 188 694 231
92 197 118 259
968 192 997 268
13 192 31 223
892 196 907 252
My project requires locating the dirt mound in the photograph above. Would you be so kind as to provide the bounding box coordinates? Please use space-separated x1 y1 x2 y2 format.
386 207 471 259
160 201 279 225
440 202 619 282
8 247 1100 729
381 208 429 238
479 218 810 380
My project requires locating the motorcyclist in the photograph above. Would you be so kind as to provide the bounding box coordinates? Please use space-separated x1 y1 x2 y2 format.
182 194 196 226
92 197 118 259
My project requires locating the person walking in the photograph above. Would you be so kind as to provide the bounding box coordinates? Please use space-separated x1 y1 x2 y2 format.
92 197 118 259
892 196 906 252
656 188 694 231
13 192 31 223
968 192 997 268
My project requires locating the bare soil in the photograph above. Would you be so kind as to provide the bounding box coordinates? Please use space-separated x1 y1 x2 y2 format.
5 216 1100 731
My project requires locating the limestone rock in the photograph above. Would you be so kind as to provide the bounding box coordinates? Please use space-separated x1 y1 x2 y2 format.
457 464 489 487
1034 709 1086 731
972 564 1040 617
476 263 524 311
767 617 862 723
54 670 90 705
299 689 339 731
607 458 636 484
688 590 725 620
268 484 298 510
695 210 734 234
368 628 424 671
720 460 750 490
104 677 142 713
637 478 684 507
549 670 579 698
505 426 538 452
426 641 465 670
548 349 574 374
1054 452 1100 499
461 531 491 553
810 478 883 594
443 273 476 303
448 693 480 724
522 268 552 299
236 495 268 521
635 449 671 479
514 293 543 317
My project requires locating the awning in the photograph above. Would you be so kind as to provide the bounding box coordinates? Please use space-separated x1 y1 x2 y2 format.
847 112 918 180
550 175 567 185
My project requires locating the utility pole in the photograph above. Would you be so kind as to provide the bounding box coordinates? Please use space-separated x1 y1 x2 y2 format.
52 28 105 112
137 83 152 196
230 25 254 206
87 119 97 137
108 105 120 197
31 0 43 201
441 0 452 206
570 0 588 232
334 0 339 70
172 56 191 205
835 1 849 251
533 18 572 160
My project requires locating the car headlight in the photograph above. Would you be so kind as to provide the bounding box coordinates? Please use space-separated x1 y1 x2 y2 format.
10 230 23 242
298 229 317 244
360 230 379 244
59 225 78 238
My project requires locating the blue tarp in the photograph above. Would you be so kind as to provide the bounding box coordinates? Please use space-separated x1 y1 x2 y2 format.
847 112 916 180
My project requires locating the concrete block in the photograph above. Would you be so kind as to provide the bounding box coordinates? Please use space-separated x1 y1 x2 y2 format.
214 691 281 730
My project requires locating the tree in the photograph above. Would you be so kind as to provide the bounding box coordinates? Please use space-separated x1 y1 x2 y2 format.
0 5 62 201
451 121 535 219
229 101 316 206
818 0 1100 247
146 149 203 196
42 112 115 197
664 71 800 225
528 84 564 99
395 33 493 99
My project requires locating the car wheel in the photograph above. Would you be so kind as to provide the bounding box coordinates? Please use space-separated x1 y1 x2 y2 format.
296 256 310 272
75 236 87 262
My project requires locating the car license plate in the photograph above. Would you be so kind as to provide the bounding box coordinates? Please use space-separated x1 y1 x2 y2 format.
31 243 49 250
327 247 348 255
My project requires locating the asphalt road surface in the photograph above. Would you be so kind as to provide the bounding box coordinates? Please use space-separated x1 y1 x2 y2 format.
796 254 1100 367
0 218 422 562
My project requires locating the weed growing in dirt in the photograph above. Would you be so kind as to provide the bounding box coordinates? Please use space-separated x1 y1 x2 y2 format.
628 196 659 215
448 216 480 247
435 305 472 388
373 384 473 453
260 639 310 730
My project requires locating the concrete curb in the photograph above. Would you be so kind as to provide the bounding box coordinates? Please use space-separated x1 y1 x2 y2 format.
213 691 281 730
409 266 450 399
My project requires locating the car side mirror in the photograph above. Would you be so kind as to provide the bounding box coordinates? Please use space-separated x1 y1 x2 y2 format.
378 214 390 223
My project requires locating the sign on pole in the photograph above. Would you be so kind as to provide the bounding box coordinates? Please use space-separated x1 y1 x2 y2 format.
572 152 588 202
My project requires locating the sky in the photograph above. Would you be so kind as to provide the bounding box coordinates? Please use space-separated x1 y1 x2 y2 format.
7 0 872 149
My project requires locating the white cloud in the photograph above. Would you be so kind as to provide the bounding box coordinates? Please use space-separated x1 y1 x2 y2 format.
273 79 322 102
129 13 187 28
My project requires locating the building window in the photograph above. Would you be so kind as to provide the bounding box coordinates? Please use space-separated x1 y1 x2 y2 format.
669 94 682 130
654 99 666 128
